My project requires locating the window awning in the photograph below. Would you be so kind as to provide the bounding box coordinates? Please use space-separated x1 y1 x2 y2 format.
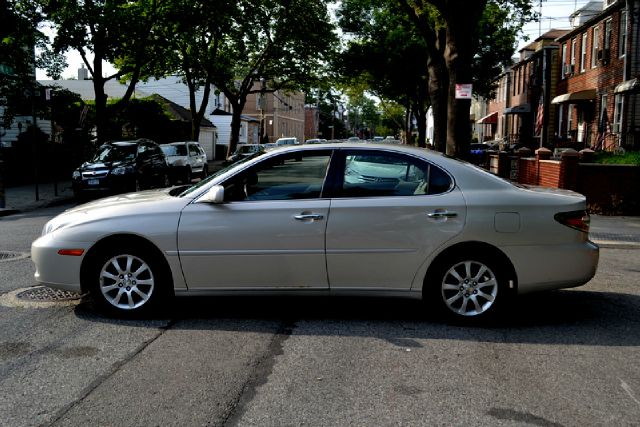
477 112 498 124
551 89 597 104
504 104 531 114
614 78 640 94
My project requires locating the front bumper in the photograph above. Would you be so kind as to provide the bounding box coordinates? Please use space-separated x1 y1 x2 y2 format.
31 234 92 293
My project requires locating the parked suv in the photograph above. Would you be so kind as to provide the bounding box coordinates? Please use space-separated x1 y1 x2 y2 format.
72 139 170 200
160 141 208 184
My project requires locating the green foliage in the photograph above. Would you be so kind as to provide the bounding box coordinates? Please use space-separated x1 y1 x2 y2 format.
593 151 640 165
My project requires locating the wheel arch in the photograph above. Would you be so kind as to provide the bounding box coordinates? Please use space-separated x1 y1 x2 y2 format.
80 233 173 295
423 241 518 295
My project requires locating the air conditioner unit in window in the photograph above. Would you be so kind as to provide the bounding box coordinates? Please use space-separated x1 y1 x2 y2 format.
612 123 620 133
563 63 574 76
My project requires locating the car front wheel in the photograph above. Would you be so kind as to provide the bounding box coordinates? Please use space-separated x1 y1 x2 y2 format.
86 245 171 317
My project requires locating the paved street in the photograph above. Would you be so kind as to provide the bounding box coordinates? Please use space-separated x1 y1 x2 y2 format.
1 204 639 426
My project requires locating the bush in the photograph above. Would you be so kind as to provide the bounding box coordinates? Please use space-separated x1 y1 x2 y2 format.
592 151 640 165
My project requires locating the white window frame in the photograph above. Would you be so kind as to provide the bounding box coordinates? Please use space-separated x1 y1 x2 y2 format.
591 26 600 68
613 94 624 133
619 10 627 58
561 43 567 79
567 104 574 136
558 104 564 137
581 33 587 72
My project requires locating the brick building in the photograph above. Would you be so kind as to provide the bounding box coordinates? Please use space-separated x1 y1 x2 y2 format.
483 0 640 153
482 30 567 149
553 0 631 150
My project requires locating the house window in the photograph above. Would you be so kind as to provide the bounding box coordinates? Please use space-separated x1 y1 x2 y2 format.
600 94 608 126
580 33 587 72
567 104 574 137
591 26 600 68
604 19 612 50
619 10 627 57
561 43 567 79
613 94 624 133
570 38 576 73
558 104 564 138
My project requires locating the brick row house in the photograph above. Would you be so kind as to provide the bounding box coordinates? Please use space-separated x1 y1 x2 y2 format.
483 0 640 152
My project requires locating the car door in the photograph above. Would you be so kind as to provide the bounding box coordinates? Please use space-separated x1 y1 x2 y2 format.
325 149 467 291
177 149 333 290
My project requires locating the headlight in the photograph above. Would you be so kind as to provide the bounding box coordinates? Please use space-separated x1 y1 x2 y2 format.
112 166 134 175
72 170 81 179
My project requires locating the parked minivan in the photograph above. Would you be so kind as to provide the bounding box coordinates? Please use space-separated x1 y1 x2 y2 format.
275 137 299 146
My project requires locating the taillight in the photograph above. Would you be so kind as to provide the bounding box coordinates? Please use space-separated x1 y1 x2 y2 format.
554 210 590 232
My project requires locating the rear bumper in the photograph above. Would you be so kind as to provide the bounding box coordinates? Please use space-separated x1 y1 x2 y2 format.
503 240 599 294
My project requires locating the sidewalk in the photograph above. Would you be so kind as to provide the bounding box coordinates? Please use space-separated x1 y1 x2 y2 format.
0 180 75 216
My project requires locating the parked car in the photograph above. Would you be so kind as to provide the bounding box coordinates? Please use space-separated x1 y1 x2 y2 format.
160 141 208 184
35 143 598 321
71 139 170 200
275 137 299 146
227 144 265 164
305 138 327 144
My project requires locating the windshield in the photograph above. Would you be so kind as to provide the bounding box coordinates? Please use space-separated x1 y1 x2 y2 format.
91 144 137 162
178 151 265 197
161 145 188 156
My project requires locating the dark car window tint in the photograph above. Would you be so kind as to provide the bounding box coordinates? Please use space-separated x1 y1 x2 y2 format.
427 164 453 195
224 152 331 201
188 144 199 156
92 144 136 162
339 151 451 197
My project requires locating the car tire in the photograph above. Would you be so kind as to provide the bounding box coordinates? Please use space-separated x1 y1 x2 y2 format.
162 173 171 188
427 253 507 324
201 165 208 178
85 243 172 317
135 178 143 192
183 168 191 184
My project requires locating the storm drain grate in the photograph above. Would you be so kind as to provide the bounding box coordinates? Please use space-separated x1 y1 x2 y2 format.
0 251 29 262
16 286 84 302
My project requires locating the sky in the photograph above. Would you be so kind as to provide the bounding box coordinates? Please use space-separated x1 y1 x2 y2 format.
37 0 595 81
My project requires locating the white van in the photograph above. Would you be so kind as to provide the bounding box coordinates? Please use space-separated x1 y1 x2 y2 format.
275 137 299 146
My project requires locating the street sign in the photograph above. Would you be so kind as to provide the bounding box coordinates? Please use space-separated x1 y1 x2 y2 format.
455 83 473 100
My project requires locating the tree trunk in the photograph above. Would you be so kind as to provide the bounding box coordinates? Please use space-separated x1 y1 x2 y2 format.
439 0 486 158
427 27 448 152
227 98 246 158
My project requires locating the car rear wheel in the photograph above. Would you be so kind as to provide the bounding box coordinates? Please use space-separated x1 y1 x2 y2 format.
86 245 171 317
201 164 208 178
428 253 507 323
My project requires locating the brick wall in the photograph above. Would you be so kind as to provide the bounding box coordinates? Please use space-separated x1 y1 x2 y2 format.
495 152 640 214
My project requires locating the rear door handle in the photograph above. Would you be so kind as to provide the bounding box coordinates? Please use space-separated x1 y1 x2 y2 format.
294 213 324 221
427 210 457 219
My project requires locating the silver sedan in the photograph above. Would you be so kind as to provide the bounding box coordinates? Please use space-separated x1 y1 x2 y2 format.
32 143 599 322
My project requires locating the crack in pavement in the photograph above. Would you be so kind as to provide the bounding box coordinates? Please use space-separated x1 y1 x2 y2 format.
223 320 296 427
45 318 176 427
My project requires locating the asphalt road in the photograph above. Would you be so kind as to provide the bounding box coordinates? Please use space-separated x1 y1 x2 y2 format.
1 204 639 426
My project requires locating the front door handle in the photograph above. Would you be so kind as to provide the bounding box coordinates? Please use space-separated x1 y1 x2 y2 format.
294 213 324 221
427 210 457 219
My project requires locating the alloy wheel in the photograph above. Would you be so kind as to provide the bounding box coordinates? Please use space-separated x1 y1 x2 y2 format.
98 254 155 310
440 260 498 316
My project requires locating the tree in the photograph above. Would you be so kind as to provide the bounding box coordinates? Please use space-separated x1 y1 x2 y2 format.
336 0 431 146
0 0 66 127
42 0 164 143
213 0 338 156
399 0 535 157
149 0 237 141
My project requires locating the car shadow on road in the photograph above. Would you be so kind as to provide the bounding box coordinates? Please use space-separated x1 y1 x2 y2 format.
73 289 640 347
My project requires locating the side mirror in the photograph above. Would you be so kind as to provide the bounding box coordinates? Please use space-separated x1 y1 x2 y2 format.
197 185 225 204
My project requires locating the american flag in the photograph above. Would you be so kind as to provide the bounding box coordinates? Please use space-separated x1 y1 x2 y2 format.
535 94 544 136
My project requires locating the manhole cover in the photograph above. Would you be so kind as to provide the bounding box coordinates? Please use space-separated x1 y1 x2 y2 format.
16 286 84 302
0 251 29 262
